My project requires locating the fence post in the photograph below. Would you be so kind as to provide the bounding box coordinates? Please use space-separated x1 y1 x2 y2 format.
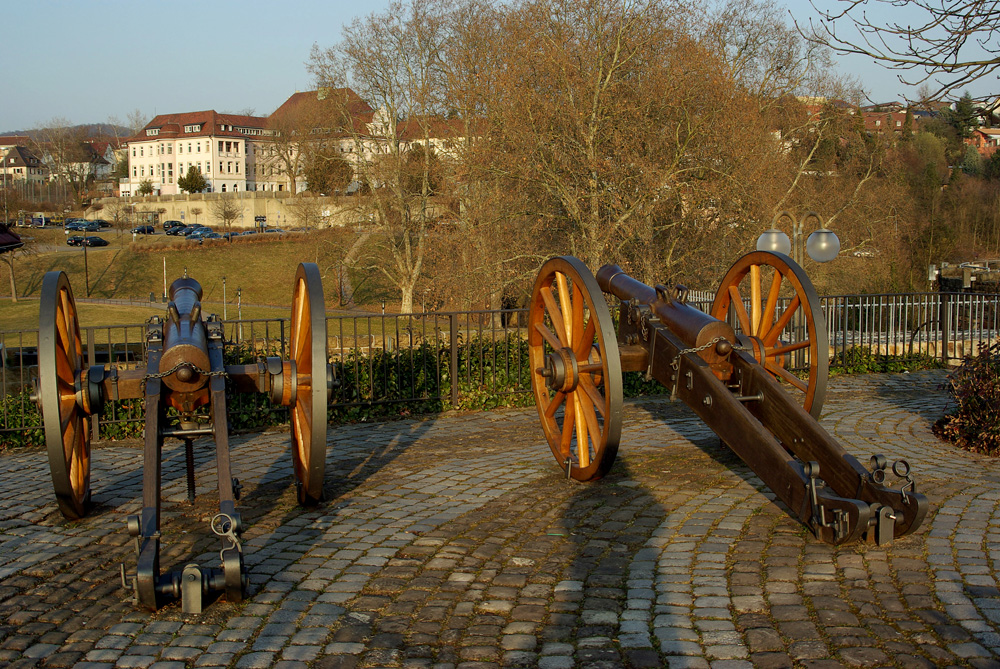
87 328 99 441
940 293 951 365
450 313 459 408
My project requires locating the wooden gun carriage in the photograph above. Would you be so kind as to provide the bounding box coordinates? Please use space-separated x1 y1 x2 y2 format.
35 263 331 612
528 253 927 545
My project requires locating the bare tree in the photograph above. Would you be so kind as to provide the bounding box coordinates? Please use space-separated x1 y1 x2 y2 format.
30 119 98 206
804 0 1000 100
210 195 242 236
310 0 452 313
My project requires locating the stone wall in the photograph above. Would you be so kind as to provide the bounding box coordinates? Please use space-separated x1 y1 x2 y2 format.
94 192 362 229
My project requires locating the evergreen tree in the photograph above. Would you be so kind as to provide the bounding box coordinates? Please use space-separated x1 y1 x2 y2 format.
177 166 208 193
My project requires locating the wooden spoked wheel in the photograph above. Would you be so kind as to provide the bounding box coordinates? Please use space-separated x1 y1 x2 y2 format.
529 256 623 481
38 271 92 519
711 251 829 418
289 262 328 505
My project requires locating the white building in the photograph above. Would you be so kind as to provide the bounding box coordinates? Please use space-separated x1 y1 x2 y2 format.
120 111 279 196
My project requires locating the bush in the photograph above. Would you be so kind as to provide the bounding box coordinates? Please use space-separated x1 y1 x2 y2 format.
934 342 1000 455
830 346 941 375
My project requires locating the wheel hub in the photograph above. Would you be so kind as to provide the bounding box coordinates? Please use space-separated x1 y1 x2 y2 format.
542 347 580 393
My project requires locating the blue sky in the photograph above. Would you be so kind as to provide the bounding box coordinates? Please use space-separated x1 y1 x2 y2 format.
1 0 993 133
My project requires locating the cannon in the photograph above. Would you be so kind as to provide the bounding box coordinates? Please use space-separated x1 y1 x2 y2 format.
528 254 927 545
35 263 332 612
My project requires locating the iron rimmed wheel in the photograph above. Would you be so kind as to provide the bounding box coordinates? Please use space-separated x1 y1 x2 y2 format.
711 251 829 418
529 256 623 481
38 271 92 519
289 263 328 505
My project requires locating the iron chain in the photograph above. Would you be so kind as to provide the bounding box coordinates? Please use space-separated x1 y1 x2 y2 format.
143 362 228 381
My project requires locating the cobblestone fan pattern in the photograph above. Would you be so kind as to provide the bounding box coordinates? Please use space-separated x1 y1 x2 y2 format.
2 370 1000 667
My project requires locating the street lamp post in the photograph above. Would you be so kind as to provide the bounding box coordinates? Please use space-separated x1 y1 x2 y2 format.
756 211 840 368
222 276 227 320
756 211 840 265
237 287 243 342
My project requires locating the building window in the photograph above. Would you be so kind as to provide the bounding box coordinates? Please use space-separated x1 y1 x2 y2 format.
188 143 192 153
197 143 201 153
236 162 240 174
225 141 232 153
219 161 223 172
167 145 172 154
222 184 227 192
205 162 210 173
896 120 902 127
140 147 144 157
132 147 136 157
219 141 224 153
146 128 159 136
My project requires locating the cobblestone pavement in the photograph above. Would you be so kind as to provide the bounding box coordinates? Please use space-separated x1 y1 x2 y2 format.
2 369 1000 668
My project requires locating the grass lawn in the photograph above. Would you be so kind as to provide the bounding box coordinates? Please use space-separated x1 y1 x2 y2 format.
4 226 377 309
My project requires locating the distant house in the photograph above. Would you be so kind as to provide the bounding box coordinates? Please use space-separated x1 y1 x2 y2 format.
120 88 474 197
1 146 47 185
861 111 911 136
967 128 1000 159
122 110 275 196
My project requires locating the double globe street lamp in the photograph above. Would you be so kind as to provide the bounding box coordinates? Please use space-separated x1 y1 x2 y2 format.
755 211 840 370
756 210 840 266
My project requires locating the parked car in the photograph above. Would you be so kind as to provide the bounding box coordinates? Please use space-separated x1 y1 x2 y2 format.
94 219 111 228
184 226 211 237
163 219 184 231
131 225 155 234
66 235 85 247
81 236 109 247
165 225 189 236
197 232 222 242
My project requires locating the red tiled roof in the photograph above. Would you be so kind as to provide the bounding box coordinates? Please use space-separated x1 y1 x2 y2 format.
127 110 270 143
271 88 373 122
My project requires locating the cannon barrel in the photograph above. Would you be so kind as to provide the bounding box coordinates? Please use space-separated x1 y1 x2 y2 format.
159 277 210 393
596 264 734 363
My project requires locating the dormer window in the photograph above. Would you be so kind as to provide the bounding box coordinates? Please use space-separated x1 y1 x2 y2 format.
184 124 202 133
146 128 159 136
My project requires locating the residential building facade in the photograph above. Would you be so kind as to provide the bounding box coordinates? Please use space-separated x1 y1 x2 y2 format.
121 111 282 196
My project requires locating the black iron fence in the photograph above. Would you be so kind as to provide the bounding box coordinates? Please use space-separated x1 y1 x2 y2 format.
3 292 999 441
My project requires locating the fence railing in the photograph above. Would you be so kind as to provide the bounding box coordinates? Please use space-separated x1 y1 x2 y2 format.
3 292 999 440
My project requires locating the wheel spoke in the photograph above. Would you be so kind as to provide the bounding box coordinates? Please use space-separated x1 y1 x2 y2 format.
571 281 585 350
766 361 808 391
750 264 761 336
573 394 590 468
578 375 606 417
540 287 569 346
770 339 811 356
544 390 566 418
576 384 603 440
556 272 573 343
574 317 596 361
758 271 782 339
534 322 562 352
763 295 801 346
559 396 576 458
728 285 753 335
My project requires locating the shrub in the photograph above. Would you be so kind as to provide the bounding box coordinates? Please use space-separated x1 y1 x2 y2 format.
934 342 1000 455
830 346 941 375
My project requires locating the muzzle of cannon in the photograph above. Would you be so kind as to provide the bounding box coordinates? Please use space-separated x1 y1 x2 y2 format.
528 254 927 546
35 263 333 612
